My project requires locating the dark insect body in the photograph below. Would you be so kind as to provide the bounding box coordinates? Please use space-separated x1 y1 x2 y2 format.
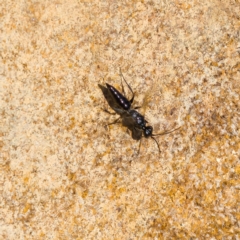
106 83 132 110
104 69 180 153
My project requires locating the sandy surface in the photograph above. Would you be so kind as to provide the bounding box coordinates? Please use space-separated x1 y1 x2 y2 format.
0 0 239 239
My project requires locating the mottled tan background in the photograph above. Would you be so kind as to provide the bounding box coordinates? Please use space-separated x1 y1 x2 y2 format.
0 0 239 239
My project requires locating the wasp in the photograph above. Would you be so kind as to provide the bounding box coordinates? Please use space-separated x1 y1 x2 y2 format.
100 69 180 153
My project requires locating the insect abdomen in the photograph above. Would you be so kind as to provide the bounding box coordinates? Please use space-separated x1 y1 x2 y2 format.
106 83 131 110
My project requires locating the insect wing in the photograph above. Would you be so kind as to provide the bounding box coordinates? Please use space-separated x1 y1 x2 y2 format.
132 127 142 140
121 112 136 128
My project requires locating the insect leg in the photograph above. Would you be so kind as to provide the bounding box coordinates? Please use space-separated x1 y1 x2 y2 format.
119 70 127 98
120 68 135 104
137 138 142 155
102 108 117 115
106 117 122 126
112 107 126 115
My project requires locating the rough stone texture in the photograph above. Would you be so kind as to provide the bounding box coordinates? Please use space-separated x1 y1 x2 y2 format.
0 0 239 239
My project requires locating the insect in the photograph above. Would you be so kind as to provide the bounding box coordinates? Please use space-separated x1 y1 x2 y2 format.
102 69 180 153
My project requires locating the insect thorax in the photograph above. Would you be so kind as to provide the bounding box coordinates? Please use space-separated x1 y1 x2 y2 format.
129 109 146 128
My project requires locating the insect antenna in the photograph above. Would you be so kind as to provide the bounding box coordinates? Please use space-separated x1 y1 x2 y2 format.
151 136 161 153
152 126 181 136
151 126 181 153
